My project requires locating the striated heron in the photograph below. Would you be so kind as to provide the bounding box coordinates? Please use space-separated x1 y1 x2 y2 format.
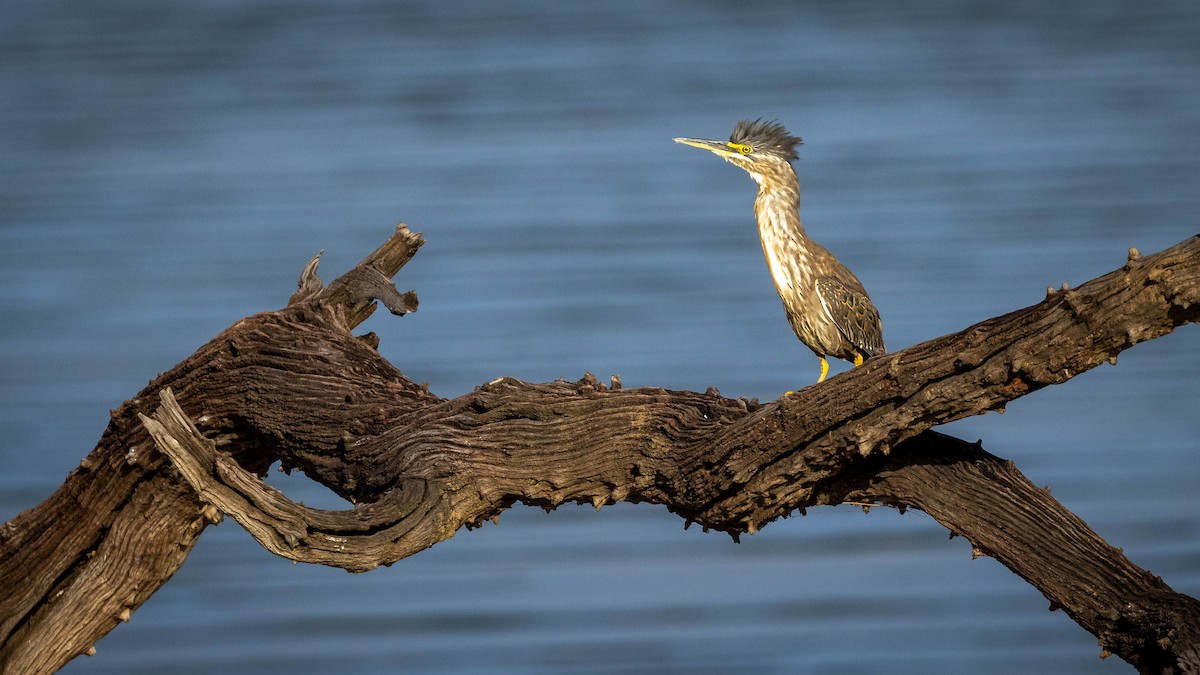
674 119 885 383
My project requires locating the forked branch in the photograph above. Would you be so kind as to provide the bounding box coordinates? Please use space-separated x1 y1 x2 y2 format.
141 234 1199 671
1 227 1197 674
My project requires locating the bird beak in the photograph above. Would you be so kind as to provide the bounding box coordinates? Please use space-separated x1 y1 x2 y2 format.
673 137 737 158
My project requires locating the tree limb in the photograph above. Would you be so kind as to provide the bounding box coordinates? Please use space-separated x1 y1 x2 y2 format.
2 229 1197 673
0 224 428 672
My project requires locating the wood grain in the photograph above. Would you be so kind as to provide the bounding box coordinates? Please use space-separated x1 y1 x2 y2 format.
2 229 1197 673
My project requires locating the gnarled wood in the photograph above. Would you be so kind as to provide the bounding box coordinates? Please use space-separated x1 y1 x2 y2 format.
835 432 1200 673
0 224 429 673
1 229 1198 673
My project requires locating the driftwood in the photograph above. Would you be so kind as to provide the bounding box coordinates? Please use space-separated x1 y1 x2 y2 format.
1 224 1198 673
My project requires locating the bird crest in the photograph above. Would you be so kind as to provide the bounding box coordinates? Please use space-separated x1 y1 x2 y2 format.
730 119 803 161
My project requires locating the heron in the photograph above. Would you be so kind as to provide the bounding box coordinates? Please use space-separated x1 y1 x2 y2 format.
674 119 885 383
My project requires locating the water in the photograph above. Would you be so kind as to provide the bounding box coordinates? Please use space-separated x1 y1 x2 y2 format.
2 1 1198 672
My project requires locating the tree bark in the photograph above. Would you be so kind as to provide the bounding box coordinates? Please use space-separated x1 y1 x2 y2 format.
2 226 1198 673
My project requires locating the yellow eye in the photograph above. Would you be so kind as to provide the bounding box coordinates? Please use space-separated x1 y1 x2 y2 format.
727 142 753 155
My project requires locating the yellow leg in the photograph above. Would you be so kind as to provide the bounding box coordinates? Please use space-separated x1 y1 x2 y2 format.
787 356 831 396
853 352 864 367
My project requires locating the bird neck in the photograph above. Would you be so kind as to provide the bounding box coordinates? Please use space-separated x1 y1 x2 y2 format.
752 165 806 239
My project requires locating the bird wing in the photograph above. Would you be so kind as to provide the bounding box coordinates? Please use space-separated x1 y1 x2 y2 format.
816 275 886 357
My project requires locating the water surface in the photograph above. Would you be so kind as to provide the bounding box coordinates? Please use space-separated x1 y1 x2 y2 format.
2 1 1198 673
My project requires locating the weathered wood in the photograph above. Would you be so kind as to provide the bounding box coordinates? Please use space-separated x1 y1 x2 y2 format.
0 224 429 673
834 432 1200 673
1 229 1198 673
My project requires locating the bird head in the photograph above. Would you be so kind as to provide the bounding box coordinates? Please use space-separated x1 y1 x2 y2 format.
674 119 803 179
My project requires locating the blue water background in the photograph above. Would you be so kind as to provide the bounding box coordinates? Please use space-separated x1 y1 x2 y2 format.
2 1 1198 673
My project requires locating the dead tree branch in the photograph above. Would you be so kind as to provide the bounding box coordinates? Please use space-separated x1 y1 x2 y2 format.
2 227 1198 673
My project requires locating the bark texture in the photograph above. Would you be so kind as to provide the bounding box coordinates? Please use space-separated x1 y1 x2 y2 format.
2 226 1198 673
